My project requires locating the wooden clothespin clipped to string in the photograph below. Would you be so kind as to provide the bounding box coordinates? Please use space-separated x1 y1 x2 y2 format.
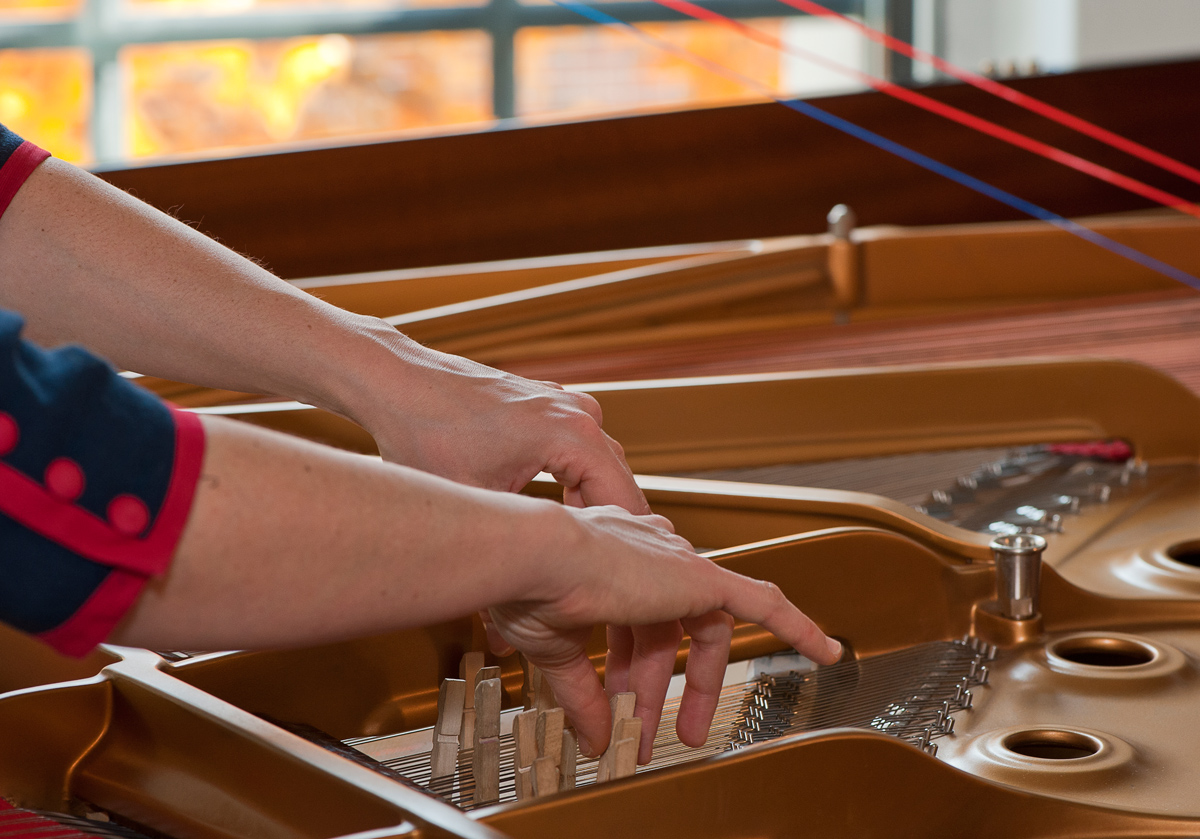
458 652 485 750
472 675 502 805
559 728 578 791
595 692 639 782
430 678 466 780
520 655 558 712
532 707 565 797
511 709 537 801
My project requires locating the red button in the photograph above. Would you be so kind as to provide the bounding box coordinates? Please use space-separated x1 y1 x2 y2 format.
108 494 150 537
0 412 17 456
45 458 86 502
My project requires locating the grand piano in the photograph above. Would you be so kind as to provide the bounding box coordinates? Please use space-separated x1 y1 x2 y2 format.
5 56 1200 839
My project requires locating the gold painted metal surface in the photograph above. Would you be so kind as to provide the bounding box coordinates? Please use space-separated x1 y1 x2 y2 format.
10 526 1200 836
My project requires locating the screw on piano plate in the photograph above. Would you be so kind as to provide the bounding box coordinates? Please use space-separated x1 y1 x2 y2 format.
827 204 856 239
963 690 973 709
991 532 1047 621
977 665 989 685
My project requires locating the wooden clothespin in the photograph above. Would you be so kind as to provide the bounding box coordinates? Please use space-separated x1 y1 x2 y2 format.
611 717 641 779
472 676 502 805
511 709 538 801
536 708 564 769
459 652 485 750
524 707 564 798
531 756 559 798
559 728 578 791
596 692 637 783
520 655 558 712
430 678 466 780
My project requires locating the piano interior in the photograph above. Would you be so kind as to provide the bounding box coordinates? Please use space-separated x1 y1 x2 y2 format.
10 59 1200 839
10 523 1200 838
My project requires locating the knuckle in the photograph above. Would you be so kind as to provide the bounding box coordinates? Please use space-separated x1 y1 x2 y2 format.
606 436 626 459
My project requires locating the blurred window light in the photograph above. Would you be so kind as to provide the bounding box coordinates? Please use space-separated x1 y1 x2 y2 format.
517 19 787 119
0 0 81 21
0 47 92 163
123 32 491 158
779 15 869 98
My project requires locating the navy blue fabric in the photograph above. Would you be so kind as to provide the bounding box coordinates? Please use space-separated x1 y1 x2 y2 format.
0 310 179 633
0 124 22 169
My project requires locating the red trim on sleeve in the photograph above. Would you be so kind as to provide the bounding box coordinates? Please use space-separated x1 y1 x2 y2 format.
0 404 206 575
0 141 50 220
27 409 206 658
36 569 149 657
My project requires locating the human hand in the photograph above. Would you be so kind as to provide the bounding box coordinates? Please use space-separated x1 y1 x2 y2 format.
481 504 841 762
348 329 649 513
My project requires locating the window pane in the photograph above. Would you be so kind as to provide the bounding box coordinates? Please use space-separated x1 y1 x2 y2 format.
516 20 785 120
123 0 480 16
0 48 91 163
122 31 491 160
0 0 81 21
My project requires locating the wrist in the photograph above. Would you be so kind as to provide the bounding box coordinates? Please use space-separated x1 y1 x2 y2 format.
286 313 417 429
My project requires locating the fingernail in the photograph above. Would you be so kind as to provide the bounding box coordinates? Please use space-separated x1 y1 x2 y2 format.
577 734 598 758
826 636 843 661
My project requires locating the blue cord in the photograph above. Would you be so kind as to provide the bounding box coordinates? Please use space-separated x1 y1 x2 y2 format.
552 0 1200 291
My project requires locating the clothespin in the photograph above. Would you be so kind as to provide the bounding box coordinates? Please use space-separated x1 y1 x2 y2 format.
596 692 637 782
536 707 564 769
459 652 485 750
559 729 578 791
472 677 502 804
520 655 558 712
610 717 641 779
512 709 538 801
531 756 558 798
430 678 465 779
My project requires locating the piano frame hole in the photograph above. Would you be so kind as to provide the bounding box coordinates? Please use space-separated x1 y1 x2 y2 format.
1047 635 1156 668
1001 729 1102 761
1165 540 1200 569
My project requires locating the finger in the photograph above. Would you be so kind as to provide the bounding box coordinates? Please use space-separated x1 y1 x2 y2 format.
563 484 585 509
627 621 685 763
479 610 515 657
533 647 612 759
576 460 651 515
676 610 734 747
546 419 649 515
605 625 633 695
715 570 841 665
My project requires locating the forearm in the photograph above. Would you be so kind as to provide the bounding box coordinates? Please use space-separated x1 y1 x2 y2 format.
110 415 568 651
0 157 394 419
